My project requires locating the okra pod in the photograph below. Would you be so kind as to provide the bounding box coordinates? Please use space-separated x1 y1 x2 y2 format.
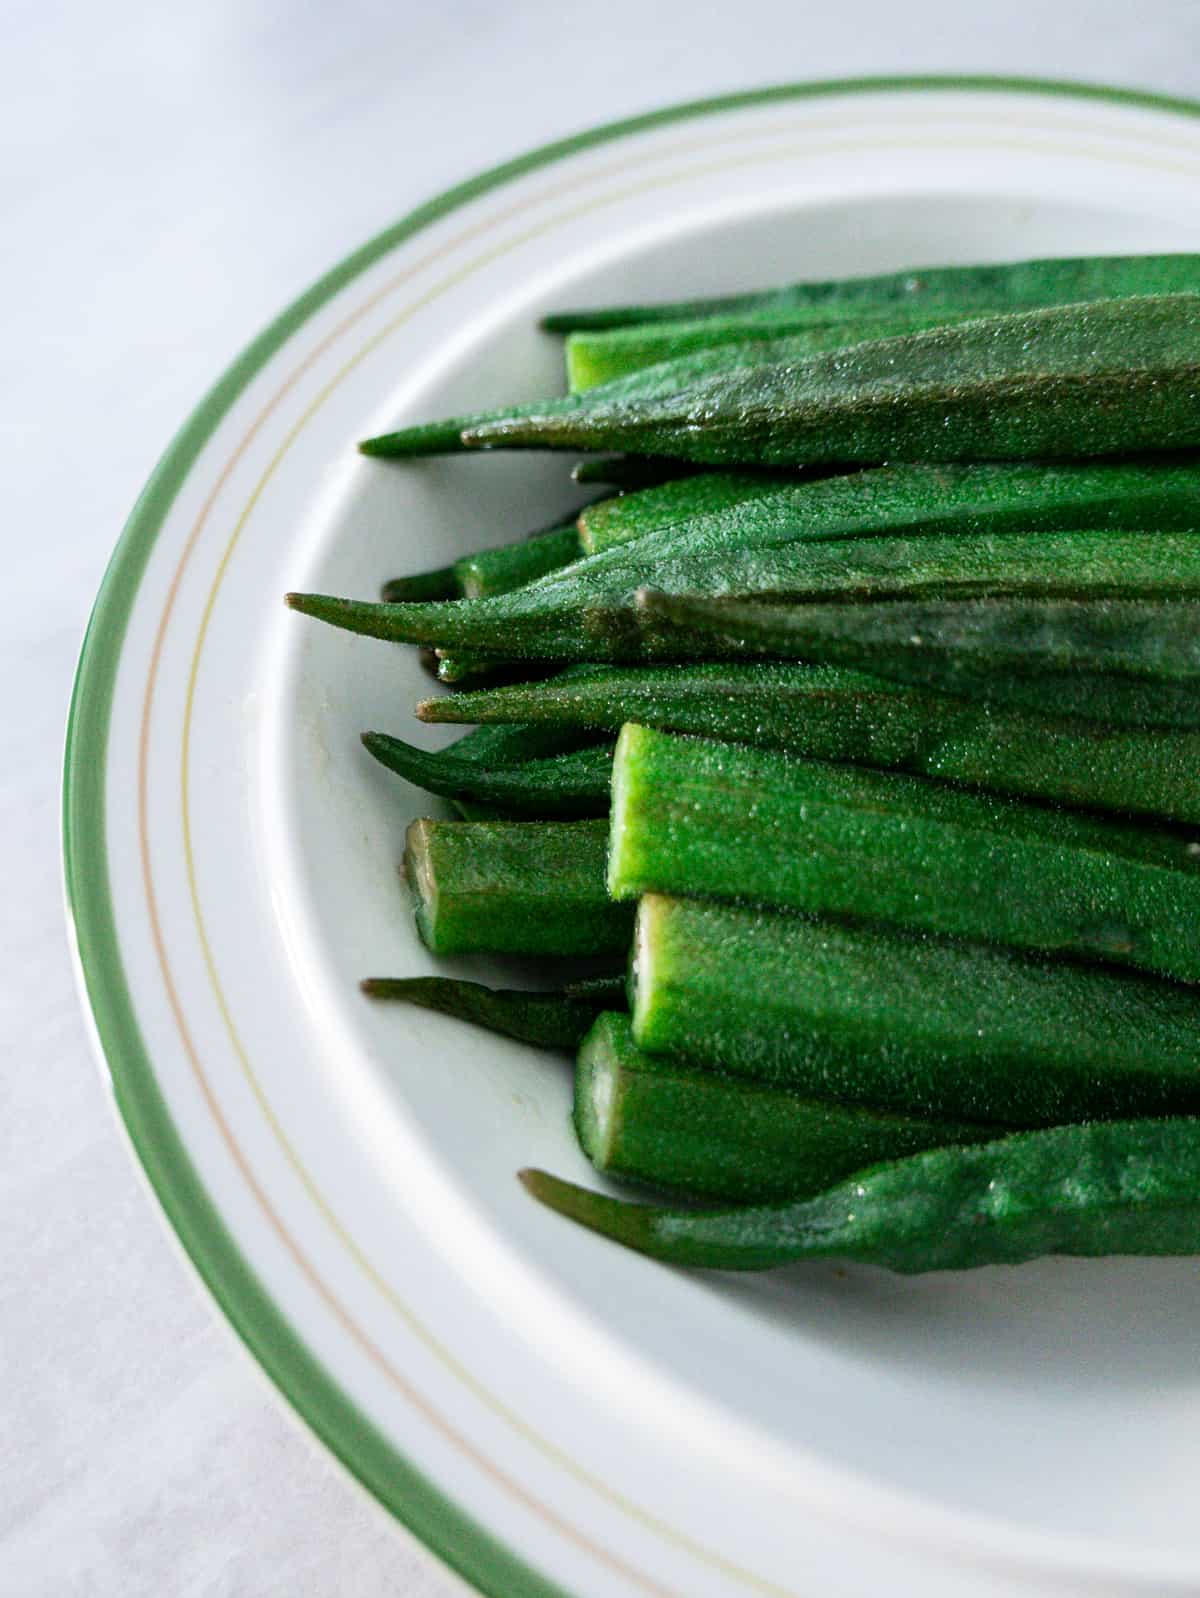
629 894 1200 1125
419 662 1200 823
576 472 789 554
363 731 610 817
360 975 612 1050
540 252 1200 331
404 817 630 956
575 1012 990 1202
609 725 1200 981
462 298 1200 465
288 457 1200 662
521 1117 1200 1273
571 456 702 489
639 592 1200 729
564 305 983 390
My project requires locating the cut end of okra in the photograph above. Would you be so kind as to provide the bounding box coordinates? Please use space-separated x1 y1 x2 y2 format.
573 1013 624 1171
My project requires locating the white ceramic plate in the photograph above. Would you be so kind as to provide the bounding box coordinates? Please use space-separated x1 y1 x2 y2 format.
65 78 1200 1598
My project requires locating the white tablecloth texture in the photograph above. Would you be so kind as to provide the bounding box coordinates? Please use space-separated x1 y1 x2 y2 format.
7 3 1200 1592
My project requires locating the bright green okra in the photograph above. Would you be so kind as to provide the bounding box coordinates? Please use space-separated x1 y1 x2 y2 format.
608 724 1200 981
574 1012 990 1202
522 1117 1200 1273
576 472 790 554
404 816 631 957
418 661 1200 824
629 894 1200 1125
540 251 1200 330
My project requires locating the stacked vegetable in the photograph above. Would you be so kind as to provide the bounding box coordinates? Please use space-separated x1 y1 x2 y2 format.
288 253 1200 1275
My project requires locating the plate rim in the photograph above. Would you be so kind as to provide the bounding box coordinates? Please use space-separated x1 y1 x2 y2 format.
62 73 1200 1598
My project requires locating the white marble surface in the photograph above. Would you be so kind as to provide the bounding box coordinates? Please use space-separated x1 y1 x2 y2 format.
8 3 1200 1592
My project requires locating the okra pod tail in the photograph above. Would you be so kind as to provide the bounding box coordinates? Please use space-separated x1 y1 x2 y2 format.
362 730 611 816
360 976 609 1050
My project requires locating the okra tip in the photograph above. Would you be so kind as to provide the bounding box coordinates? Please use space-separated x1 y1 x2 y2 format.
519 1167 658 1255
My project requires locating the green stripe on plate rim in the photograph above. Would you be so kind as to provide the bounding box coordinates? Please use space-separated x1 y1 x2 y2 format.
61 75 1200 1598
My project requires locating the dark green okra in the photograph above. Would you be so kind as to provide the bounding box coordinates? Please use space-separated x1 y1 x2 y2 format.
564 304 985 390
287 457 1200 662
521 1117 1200 1274
461 298 1200 465
404 817 630 957
419 661 1200 824
629 894 1200 1125
575 1012 990 1202
360 975 614 1050
609 724 1200 981
639 592 1200 730
363 730 611 818
540 251 1200 330
576 472 790 554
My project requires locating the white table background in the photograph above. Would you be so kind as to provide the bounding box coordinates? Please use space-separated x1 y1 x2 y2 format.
7 4 1200 1593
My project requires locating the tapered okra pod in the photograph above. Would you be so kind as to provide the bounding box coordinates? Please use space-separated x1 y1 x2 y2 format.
419 662 1200 823
628 895 1200 1126
521 1118 1200 1274
361 976 614 1050
288 457 1200 661
574 1012 990 1201
608 725 1200 981
540 251 1200 330
462 298 1200 465
363 731 610 818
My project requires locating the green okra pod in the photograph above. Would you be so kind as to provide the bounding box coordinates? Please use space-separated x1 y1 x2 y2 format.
574 1012 990 1202
287 457 1200 663
638 592 1200 729
609 724 1200 981
419 661 1200 823
462 298 1200 465
360 975 612 1050
363 731 611 818
540 251 1200 331
404 816 630 957
521 1117 1200 1274
564 305 984 390
628 894 1200 1125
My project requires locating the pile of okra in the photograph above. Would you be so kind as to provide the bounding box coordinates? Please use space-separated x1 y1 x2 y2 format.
289 253 1200 1275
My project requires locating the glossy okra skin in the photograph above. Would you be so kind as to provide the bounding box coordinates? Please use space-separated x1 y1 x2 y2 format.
629 895 1200 1126
640 592 1200 730
363 730 611 818
539 251 1200 331
609 725 1200 981
564 305 985 390
419 661 1200 823
360 976 611 1050
465 298 1200 465
403 817 631 957
286 455 1200 662
574 1012 990 1202
522 1117 1200 1273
